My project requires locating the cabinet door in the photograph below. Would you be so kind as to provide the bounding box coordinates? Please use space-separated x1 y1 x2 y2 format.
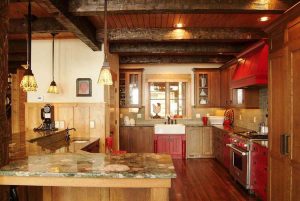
232 88 259 108
220 68 229 107
133 127 154 153
169 135 183 158
119 127 130 152
194 70 220 107
186 127 203 158
202 127 213 157
156 135 170 154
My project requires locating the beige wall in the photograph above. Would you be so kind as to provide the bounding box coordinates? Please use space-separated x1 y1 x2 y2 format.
28 39 105 103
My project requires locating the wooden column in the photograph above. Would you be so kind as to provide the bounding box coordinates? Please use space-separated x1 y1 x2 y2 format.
0 0 9 166
0 1 9 200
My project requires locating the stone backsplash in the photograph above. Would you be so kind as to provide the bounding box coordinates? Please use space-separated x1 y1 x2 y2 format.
120 87 268 131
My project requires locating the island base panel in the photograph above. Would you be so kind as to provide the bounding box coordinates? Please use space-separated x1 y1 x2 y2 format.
43 187 169 201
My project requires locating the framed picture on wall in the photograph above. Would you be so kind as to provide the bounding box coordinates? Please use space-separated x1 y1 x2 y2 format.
76 78 92 97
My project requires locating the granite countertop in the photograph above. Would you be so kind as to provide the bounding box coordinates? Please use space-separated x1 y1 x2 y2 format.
8 129 99 161
0 153 176 179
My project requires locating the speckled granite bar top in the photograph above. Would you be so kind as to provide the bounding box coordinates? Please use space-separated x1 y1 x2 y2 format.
0 153 176 179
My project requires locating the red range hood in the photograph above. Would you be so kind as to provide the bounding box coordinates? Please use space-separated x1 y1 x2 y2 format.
231 41 268 88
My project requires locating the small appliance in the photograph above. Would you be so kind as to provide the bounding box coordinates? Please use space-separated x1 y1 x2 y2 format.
34 104 57 131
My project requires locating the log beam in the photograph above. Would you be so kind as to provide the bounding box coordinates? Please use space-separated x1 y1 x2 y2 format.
120 55 234 64
69 0 294 15
110 42 247 55
37 0 101 51
101 28 266 42
9 18 68 34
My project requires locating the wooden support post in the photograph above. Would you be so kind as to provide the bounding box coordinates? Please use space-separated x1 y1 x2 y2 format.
0 1 10 200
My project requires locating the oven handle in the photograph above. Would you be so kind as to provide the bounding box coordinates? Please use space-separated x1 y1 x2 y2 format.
226 144 248 156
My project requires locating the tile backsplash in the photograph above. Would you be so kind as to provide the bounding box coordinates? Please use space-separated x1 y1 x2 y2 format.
120 87 268 131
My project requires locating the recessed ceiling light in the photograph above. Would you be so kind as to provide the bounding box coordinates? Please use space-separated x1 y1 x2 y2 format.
260 16 270 22
218 52 223 55
176 23 183 28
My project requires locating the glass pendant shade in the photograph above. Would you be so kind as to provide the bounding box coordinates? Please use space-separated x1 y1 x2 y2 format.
20 69 38 92
98 61 113 85
47 81 59 94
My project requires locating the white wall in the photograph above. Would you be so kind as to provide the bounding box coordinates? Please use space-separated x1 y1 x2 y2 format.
120 63 222 105
27 39 105 103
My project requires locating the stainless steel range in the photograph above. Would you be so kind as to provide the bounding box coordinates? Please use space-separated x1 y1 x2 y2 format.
226 130 268 190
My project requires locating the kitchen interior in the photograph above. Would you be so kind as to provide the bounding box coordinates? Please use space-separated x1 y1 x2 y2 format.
0 1 300 201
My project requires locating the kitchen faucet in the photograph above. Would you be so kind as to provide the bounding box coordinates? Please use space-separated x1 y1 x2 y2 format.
65 127 76 141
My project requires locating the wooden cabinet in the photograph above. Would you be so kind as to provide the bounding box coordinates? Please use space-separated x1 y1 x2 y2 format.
212 127 231 170
267 9 300 201
186 126 213 158
119 126 154 153
220 64 236 107
154 134 185 159
119 69 143 108
194 69 220 107
232 88 259 109
251 142 268 201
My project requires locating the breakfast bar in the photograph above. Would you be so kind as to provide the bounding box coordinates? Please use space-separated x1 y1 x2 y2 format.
0 130 175 201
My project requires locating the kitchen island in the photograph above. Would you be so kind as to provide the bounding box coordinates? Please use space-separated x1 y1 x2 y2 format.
0 130 176 201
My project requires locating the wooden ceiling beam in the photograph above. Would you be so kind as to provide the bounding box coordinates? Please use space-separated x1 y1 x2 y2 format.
99 28 266 42
69 0 294 15
36 0 101 51
9 18 67 34
120 55 234 64
110 42 248 55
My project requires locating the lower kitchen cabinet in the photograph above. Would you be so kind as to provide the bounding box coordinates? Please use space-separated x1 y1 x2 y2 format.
154 134 186 159
119 126 154 153
212 127 231 169
186 126 213 158
251 142 268 201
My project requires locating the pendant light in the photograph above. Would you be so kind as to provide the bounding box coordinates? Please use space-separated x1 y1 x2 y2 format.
20 0 38 92
47 33 59 94
97 0 113 85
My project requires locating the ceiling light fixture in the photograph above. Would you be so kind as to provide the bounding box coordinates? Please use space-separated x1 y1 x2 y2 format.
260 16 270 22
176 23 183 28
98 0 113 85
20 0 38 92
47 33 59 94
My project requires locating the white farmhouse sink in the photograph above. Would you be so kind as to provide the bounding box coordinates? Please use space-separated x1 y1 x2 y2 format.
208 116 225 125
154 124 185 135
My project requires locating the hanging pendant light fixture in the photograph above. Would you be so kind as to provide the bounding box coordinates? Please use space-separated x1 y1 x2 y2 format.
20 0 38 92
98 0 113 85
47 33 59 94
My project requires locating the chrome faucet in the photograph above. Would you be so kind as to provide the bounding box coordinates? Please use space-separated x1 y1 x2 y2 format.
65 127 76 141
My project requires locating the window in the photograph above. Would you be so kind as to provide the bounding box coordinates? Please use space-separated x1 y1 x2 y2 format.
149 82 186 118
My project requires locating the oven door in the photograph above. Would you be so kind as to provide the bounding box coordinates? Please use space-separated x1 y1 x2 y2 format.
227 144 250 188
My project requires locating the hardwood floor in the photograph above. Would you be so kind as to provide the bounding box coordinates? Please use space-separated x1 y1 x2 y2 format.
170 159 257 201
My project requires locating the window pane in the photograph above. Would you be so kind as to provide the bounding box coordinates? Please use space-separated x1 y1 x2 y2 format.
170 82 186 99
170 99 186 116
129 74 139 105
151 100 166 118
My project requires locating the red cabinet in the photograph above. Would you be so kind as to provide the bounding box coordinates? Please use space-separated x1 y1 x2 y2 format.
251 142 268 201
154 135 186 159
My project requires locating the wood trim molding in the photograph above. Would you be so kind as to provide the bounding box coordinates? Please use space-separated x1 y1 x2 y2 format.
145 74 191 82
0 176 171 188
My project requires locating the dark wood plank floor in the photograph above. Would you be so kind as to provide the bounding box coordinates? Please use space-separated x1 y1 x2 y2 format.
170 159 258 201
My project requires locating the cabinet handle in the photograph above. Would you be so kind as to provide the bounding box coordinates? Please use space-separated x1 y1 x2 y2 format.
280 134 290 155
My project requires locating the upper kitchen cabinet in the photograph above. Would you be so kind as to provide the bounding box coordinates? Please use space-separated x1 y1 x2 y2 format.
194 69 220 107
220 64 236 107
119 69 143 108
232 88 259 108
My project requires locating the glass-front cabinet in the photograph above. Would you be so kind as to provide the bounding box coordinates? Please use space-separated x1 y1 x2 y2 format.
119 69 143 108
194 69 220 107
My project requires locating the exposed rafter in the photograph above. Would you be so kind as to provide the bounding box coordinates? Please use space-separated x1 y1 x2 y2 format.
99 28 266 42
69 0 294 15
120 55 234 64
37 0 101 51
110 42 248 55
9 18 67 34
